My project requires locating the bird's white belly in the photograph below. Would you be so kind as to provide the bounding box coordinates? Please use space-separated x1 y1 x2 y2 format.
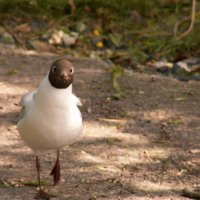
18 106 82 152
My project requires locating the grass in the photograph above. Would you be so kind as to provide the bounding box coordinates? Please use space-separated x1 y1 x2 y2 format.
108 64 124 100
0 0 199 65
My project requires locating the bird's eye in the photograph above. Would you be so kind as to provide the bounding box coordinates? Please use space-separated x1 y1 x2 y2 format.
52 66 57 73
70 67 73 74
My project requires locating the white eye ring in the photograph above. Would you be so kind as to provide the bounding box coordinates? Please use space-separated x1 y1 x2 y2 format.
70 67 74 74
52 66 57 73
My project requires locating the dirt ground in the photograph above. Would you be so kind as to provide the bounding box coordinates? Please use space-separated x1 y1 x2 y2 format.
0 46 200 200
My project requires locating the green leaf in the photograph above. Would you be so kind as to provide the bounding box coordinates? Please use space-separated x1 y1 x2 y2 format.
109 33 122 47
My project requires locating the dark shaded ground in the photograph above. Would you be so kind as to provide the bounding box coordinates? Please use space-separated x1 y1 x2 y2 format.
0 46 200 199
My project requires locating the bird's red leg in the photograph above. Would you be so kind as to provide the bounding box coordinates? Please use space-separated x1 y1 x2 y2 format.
36 156 42 191
50 150 60 186
35 156 57 199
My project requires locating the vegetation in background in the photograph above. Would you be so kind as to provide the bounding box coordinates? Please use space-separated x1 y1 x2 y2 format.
0 0 200 67
107 64 124 100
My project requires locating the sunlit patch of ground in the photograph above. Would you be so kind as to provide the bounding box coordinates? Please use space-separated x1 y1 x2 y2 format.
0 50 200 199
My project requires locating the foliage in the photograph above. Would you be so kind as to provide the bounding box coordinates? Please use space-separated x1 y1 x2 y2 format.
107 65 124 100
0 0 199 65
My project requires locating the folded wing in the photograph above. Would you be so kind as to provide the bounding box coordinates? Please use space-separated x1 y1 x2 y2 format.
72 94 82 106
19 91 37 119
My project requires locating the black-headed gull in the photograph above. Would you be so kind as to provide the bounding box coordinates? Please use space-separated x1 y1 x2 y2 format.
17 58 82 191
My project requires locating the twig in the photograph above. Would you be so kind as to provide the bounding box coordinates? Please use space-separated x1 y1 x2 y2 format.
174 0 196 40
68 0 76 14
182 188 200 199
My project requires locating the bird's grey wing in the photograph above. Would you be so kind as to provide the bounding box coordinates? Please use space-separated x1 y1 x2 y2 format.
18 91 37 120
72 94 82 106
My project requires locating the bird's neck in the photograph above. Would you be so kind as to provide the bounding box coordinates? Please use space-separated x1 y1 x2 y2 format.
36 75 73 108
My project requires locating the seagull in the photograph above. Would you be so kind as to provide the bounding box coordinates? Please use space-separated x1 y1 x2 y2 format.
17 58 82 192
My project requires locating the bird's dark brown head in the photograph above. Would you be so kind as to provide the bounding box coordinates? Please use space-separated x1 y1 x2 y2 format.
48 58 74 89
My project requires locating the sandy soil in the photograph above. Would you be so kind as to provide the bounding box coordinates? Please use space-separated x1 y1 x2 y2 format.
0 46 200 199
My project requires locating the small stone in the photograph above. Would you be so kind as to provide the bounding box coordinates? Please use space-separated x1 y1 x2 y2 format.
87 107 92 113
62 33 77 46
49 30 64 45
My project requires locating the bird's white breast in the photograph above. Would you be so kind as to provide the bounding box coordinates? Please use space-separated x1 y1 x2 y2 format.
17 76 82 152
